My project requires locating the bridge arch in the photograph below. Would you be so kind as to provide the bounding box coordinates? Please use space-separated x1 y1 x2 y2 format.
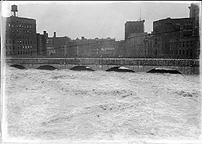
106 66 134 73
10 64 26 70
36 65 58 70
147 67 182 74
70 65 94 71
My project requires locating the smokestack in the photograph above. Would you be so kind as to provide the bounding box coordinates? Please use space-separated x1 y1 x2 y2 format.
43 31 48 38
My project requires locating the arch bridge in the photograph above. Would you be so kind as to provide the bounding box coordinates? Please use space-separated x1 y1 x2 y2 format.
4 57 199 75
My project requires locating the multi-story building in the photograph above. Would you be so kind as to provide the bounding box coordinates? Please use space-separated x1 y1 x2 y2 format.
144 33 155 58
116 40 125 58
125 20 145 40
46 32 71 57
189 3 200 58
63 40 77 58
97 38 117 58
123 19 148 58
36 31 48 57
124 32 148 58
72 37 117 58
189 3 199 19
153 17 199 59
5 5 37 57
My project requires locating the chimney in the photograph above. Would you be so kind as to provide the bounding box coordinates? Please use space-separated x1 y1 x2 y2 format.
54 32 56 37
43 31 48 38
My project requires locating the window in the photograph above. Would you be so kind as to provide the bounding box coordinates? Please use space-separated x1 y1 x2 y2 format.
190 50 192 56
190 41 193 47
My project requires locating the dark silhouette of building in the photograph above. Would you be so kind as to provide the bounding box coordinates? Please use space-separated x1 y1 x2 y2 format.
189 3 200 58
125 20 145 40
36 31 48 56
123 19 148 58
189 3 199 19
5 5 37 57
153 17 199 59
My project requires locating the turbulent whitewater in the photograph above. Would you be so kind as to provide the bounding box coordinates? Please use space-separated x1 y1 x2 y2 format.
4 67 201 141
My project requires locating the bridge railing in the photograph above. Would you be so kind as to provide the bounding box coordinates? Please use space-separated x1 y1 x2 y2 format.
5 58 199 67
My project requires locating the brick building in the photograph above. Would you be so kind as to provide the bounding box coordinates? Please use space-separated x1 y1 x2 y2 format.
36 31 48 57
123 19 148 58
5 5 37 57
73 37 117 58
125 20 145 40
153 17 199 59
189 3 199 19
46 32 71 57
124 33 148 58
144 33 155 58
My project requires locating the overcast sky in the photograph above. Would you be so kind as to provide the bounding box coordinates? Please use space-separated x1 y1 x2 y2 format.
2 1 197 40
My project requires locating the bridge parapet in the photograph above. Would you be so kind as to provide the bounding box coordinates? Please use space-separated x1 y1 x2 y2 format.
5 58 199 67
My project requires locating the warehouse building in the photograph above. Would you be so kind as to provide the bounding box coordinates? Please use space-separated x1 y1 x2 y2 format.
5 5 37 57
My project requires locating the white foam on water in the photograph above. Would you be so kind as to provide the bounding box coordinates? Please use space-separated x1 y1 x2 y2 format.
3 67 201 141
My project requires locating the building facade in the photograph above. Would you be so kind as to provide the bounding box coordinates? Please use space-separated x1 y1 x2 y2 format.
189 3 199 19
124 33 148 58
36 31 48 57
46 32 71 57
73 37 117 58
152 17 199 59
125 20 145 40
5 5 37 57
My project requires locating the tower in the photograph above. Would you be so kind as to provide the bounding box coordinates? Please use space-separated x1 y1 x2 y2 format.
125 20 145 40
11 4 18 17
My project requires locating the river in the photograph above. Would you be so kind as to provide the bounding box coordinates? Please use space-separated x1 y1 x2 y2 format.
3 67 201 142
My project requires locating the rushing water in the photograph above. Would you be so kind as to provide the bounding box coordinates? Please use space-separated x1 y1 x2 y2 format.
3 67 201 141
